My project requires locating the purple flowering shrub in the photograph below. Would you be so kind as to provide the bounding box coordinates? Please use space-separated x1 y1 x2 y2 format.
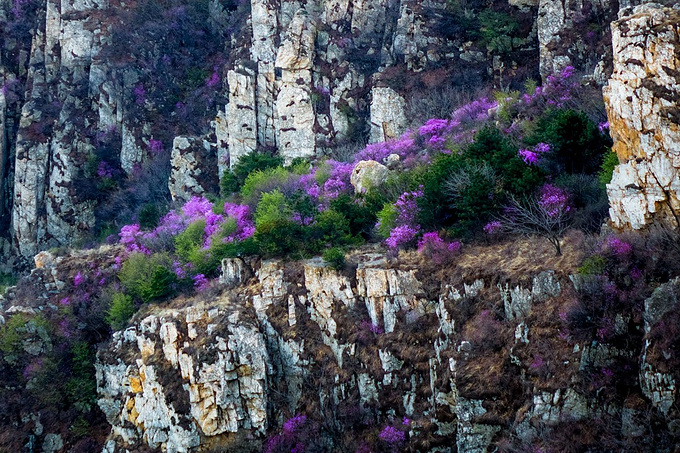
568 234 650 345
417 232 462 265
495 184 573 255
379 425 406 448
376 188 424 250
116 196 256 288
263 414 324 453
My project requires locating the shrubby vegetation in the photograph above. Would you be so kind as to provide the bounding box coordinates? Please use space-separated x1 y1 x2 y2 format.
107 65 614 313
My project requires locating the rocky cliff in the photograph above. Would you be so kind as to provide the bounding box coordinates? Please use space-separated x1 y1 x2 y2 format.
604 2 680 230
2 234 679 452
0 0 639 267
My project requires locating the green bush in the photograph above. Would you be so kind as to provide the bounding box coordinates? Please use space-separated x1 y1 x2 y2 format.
240 166 291 205
138 203 162 229
118 253 176 303
255 190 291 228
599 150 619 188
106 292 136 330
307 209 354 252
323 248 346 270
528 109 609 175
578 255 607 276
444 160 499 233
0 313 50 365
0 273 17 295
376 203 398 238
478 10 523 54
287 157 311 175
65 341 97 412
330 192 385 238
220 150 284 196
465 126 543 196
175 220 206 262
254 219 303 256
220 170 240 196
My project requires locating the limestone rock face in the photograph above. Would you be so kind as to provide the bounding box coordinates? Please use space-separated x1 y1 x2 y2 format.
95 250 673 453
168 136 219 203
369 86 408 143
225 67 258 170
97 303 268 452
274 10 317 163
537 0 633 81
5 0 111 262
604 3 680 230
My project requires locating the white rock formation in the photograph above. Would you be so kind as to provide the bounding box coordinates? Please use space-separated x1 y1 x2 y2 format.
168 136 217 202
604 3 680 230
350 160 389 193
369 86 408 143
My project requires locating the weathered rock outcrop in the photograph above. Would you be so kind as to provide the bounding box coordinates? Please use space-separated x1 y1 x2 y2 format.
97 303 268 452
605 3 680 230
168 137 219 202
537 0 641 83
88 250 675 452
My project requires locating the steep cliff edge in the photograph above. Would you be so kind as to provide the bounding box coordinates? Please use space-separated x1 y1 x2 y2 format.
605 2 680 230
1 0 637 266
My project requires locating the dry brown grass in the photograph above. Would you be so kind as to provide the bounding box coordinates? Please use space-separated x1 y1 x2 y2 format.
454 230 587 281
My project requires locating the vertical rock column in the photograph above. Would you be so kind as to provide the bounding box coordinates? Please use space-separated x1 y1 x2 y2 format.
604 3 680 230
12 0 110 260
274 8 317 162
369 86 407 143
225 66 258 169
251 0 279 149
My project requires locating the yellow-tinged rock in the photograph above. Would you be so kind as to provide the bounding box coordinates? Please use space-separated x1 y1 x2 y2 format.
129 376 143 393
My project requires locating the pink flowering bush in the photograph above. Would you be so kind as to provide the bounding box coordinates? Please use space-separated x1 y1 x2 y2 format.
385 225 420 249
518 142 551 165
354 132 420 165
538 184 571 217
263 414 324 453
417 232 462 265
378 188 424 250
379 425 406 446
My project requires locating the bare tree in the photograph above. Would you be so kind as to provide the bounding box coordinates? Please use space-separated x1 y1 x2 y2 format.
497 194 573 255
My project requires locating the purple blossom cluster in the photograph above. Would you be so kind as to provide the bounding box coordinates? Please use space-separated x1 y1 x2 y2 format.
483 221 502 235
134 83 146 105
355 133 419 165
417 232 462 265
385 225 419 249
520 66 577 110
379 426 406 444
192 273 210 291
451 97 497 124
606 237 632 257
148 139 164 154
283 414 307 434
264 414 312 453
97 161 114 178
73 271 85 287
118 196 255 253
415 98 497 151
518 142 551 165
538 184 571 217
322 160 354 199
205 71 220 88
357 320 384 342
385 189 424 250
